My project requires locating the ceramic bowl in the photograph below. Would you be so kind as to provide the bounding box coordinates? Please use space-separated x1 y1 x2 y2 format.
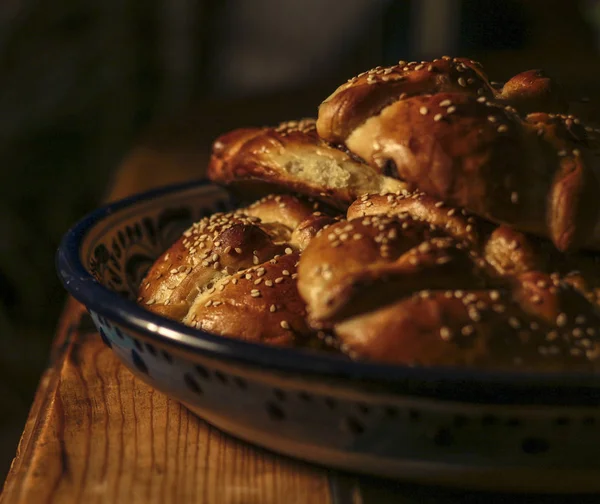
57 180 600 493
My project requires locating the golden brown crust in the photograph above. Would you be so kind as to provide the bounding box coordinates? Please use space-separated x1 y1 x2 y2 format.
298 210 491 325
498 69 566 115
341 93 600 252
317 57 599 251
346 191 546 276
184 252 310 346
317 57 567 144
207 119 408 209
138 194 341 346
318 57 495 143
297 192 600 371
334 279 600 372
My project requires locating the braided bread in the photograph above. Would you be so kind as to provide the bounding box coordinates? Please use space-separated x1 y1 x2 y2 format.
316 57 600 252
144 55 600 372
207 118 407 209
297 192 600 371
138 194 339 346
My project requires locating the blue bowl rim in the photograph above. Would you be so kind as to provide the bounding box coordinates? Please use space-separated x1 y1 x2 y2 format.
56 179 600 405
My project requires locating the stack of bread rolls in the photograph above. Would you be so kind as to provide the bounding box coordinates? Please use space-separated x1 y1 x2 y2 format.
139 56 600 373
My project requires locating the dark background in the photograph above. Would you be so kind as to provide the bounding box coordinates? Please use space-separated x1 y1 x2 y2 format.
1 0 600 482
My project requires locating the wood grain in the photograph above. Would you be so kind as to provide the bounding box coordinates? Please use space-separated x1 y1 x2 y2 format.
0 301 331 504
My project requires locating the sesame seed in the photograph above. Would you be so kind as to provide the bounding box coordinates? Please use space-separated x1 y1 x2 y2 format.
265 280 273 287
285 247 293 255
531 294 542 304
204 300 212 307
250 290 261 298
280 320 290 330
508 317 521 329
419 106 429 115
573 148 581 156
556 313 568 327
477 96 486 103
418 242 431 253
487 116 497 123
462 325 475 336
254 278 262 285
439 99 452 107
458 77 467 87
497 125 509 133
446 106 456 114
557 149 567 157
270 304 277 312
440 327 453 340
353 233 363 240
253 256 259 265
282 270 290 276
510 192 519 204
274 277 284 284
234 247 242 254
434 113 443 122
435 201 444 208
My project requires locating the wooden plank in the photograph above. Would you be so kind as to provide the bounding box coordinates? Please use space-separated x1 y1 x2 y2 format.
0 304 331 504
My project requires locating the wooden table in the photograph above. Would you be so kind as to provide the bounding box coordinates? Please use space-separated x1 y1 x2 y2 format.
2 101 600 504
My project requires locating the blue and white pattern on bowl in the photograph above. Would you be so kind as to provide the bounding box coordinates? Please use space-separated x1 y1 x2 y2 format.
57 180 600 493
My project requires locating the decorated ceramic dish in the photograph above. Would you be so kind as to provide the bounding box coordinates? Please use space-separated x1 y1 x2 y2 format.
57 180 600 493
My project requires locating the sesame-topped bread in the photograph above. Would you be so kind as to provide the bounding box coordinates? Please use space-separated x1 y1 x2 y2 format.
316 57 600 252
207 118 407 210
296 192 600 372
138 194 340 347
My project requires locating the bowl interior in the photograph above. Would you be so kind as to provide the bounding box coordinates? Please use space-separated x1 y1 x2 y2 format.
83 183 234 300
